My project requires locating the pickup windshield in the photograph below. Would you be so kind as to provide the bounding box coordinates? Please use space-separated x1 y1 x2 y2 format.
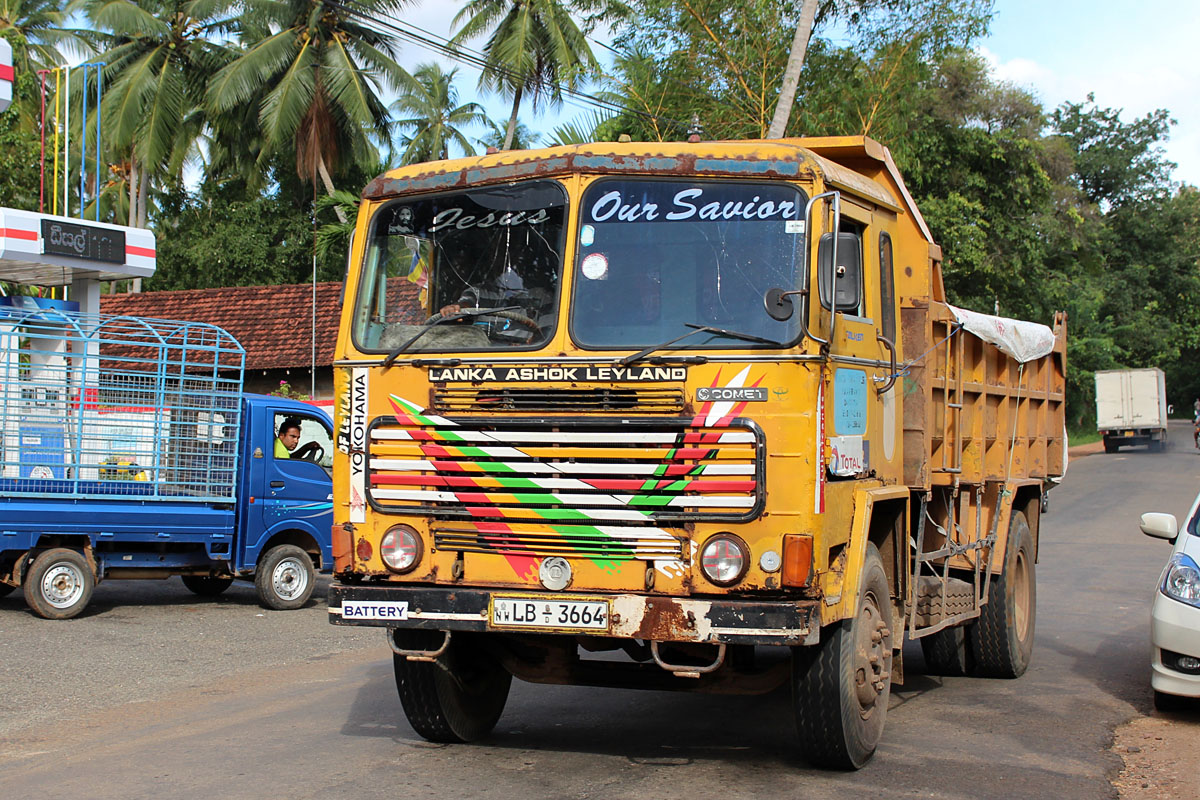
570 179 807 349
353 181 567 353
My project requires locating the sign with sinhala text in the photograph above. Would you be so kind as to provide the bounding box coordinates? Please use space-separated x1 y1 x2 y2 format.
41 220 126 264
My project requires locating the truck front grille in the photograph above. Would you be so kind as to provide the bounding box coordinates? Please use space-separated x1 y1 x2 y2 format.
430 386 686 415
367 416 764 524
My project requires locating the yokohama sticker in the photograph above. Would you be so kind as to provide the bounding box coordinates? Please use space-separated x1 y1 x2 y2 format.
349 367 368 523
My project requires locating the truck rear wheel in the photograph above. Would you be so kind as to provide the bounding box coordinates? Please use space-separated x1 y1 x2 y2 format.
792 543 893 769
970 511 1036 677
1103 437 1118 454
920 626 973 676
393 630 511 743
255 544 315 610
182 575 234 597
24 548 94 620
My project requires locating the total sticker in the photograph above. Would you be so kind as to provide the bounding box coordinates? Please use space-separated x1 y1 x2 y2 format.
581 252 609 280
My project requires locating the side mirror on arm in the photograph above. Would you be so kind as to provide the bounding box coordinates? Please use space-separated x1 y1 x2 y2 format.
1140 512 1178 541
817 232 862 312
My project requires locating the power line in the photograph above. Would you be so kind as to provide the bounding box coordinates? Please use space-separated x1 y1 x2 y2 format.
327 0 689 132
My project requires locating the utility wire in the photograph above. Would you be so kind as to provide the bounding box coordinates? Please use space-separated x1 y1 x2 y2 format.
327 0 689 132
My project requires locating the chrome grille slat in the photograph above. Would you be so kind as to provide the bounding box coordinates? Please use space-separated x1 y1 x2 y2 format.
432 387 685 414
367 417 764 524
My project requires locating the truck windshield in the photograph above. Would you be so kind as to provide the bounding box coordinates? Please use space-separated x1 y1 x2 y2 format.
570 179 807 349
353 181 567 353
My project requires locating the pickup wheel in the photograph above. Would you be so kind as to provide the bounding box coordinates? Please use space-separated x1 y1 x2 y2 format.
255 544 315 610
970 511 1036 677
24 548 94 620
393 630 511 743
792 543 893 769
182 576 234 597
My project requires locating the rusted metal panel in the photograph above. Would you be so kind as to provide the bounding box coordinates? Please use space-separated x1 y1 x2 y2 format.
362 143 834 201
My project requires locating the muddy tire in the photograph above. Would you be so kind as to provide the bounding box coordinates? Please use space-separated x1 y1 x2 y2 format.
24 548 95 620
921 625 973 676
793 543 894 769
255 544 315 610
970 511 1036 678
182 575 234 597
393 630 511 743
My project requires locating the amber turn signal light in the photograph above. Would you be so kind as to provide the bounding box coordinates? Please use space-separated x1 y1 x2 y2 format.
782 534 813 587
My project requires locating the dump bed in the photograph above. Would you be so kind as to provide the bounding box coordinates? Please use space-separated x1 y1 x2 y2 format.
901 299 1067 490
0 305 246 503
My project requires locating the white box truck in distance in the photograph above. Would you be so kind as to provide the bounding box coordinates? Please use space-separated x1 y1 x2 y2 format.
1095 368 1170 453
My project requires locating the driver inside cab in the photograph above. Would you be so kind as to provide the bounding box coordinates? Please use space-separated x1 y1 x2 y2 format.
275 417 320 460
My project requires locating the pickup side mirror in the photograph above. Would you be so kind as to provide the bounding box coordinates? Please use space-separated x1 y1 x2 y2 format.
1140 512 1178 541
817 232 862 312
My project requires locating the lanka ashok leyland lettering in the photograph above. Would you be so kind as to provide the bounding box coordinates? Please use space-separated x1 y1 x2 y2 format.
325 137 1067 769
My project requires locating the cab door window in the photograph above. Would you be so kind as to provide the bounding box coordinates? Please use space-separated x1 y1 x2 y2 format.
878 232 896 341
273 413 333 474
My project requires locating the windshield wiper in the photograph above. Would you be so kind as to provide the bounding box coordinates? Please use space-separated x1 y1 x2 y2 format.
381 306 521 368
620 323 781 366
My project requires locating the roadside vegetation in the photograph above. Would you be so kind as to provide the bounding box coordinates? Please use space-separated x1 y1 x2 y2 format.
0 0 1194 423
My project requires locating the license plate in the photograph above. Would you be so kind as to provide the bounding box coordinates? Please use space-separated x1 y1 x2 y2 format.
490 596 610 631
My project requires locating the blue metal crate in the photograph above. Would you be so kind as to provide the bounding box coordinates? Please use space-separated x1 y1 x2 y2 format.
0 306 245 502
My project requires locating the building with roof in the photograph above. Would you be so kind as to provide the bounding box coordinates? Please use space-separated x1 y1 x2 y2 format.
101 281 345 400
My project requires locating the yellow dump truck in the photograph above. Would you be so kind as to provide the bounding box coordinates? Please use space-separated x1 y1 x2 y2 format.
327 136 1067 768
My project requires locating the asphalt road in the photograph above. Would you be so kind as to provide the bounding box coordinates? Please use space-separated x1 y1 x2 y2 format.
2 428 1197 799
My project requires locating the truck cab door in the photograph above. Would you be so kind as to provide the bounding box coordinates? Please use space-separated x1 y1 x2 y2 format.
250 410 334 565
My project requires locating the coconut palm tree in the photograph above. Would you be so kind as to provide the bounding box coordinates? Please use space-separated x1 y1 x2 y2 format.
392 63 488 165
451 0 599 151
83 0 238 227
0 0 91 73
207 0 409 208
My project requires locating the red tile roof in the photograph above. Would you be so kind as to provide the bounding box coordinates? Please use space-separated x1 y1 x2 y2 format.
101 282 345 371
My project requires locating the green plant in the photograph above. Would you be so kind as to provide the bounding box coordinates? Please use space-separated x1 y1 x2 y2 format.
270 379 309 401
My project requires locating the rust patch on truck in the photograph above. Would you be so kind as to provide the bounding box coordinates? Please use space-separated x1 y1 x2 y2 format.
634 596 701 641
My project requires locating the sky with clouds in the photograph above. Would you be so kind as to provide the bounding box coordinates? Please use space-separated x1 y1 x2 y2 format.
395 0 1198 187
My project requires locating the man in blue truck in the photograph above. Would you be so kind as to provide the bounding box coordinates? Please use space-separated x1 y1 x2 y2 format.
274 417 321 460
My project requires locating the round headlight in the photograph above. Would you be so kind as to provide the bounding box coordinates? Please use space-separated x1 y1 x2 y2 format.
380 525 422 573
700 534 748 586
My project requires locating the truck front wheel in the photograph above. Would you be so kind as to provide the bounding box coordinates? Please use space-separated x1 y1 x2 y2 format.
792 543 894 769
393 630 511 743
970 511 1036 677
24 548 95 620
255 544 315 610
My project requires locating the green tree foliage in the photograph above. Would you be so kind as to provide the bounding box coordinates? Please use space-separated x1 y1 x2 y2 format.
1051 94 1176 209
149 187 345 291
0 60 46 211
392 63 488 164
0 0 89 72
452 0 607 150
207 0 409 196
83 0 238 226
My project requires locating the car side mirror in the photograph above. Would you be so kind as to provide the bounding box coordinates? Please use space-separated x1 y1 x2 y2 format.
817 232 862 312
1140 512 1178 541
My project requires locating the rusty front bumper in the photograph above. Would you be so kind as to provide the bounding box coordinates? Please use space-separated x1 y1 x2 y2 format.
328 583 820 647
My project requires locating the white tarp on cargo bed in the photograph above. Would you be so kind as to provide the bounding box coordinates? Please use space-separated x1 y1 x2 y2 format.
948 304 1056 364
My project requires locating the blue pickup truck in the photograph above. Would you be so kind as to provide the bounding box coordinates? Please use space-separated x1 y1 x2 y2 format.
0 304 333 619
